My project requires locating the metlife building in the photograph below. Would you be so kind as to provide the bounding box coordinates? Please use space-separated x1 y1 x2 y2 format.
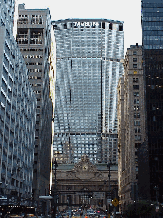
52 19 124 164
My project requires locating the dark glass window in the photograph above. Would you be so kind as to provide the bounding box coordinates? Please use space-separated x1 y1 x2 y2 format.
133 58 137 62
134 120 140 126
134 92 139 97
134 99 139 104
135 127 141 133
133 78 139 83
134 106 139 111
133 85 139 90
133 64 137 68
134 113 140 118
135 135 141 141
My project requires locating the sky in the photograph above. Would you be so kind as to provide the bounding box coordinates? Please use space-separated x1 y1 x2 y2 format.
17 0 142 55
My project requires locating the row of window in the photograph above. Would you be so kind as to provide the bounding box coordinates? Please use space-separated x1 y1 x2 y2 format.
28 76 41 79
18 15 43 25
17 39 42 45
24 55 43 59
19 14 43 19
26 62 42 66
28 69 42 73
20 48 43 52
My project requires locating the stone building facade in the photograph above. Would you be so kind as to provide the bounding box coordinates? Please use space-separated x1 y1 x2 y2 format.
52 155 118 213
117 45 148 211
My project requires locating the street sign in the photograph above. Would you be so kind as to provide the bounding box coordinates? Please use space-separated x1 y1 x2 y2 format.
112 198 119 207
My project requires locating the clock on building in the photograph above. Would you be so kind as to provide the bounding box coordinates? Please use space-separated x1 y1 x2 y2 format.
82 164 88 171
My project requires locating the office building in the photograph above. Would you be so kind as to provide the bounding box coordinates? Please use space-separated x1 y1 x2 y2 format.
52 19 124 164
117 45 149 209
17 4 54 204
0 0 36 202
142 0 163 202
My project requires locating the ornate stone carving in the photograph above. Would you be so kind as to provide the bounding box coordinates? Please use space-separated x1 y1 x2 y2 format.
73 154 97 173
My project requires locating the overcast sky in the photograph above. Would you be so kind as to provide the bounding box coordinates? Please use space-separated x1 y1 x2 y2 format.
17 0 142 55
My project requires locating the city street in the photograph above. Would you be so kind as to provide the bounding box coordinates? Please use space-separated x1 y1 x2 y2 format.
55 207 108 218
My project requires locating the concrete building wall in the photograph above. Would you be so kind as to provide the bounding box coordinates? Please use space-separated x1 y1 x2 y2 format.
17 4 54 206
0 0 36 201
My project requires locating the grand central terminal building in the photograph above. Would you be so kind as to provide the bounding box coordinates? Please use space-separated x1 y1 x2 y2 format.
52 155 118 212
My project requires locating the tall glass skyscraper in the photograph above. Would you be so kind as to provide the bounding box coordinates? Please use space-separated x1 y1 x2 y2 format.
142 0 163 49
52 19 124 164
142 0 163 202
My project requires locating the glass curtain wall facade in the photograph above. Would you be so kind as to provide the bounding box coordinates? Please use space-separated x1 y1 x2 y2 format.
142 0 163 202
52 19 124 164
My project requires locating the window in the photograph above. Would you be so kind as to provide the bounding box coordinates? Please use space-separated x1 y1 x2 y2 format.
133 51 137 55
133 58 137 62
31 15 43 24
135 127 141 133
134 99 139 104
133 78 139 83
135 135 141 141
134 120 140 126
134 113 140 118
119 24 123 31
133 64 137 68
134 92 139 97
134 106 139 111
133 85 139 90
18 15 28 24
135 143 141 148
137 113 140 118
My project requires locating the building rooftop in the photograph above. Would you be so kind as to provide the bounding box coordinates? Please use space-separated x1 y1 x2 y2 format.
52 18 124 24
18 4 50 11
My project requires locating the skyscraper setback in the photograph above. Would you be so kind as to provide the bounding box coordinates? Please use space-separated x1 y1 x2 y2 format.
52 19 124 164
